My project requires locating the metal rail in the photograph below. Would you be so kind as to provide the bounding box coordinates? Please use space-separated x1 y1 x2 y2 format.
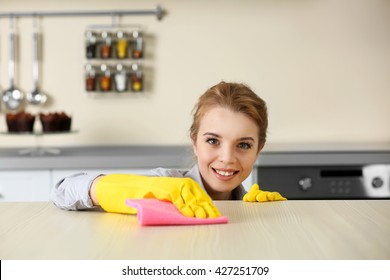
0 5 164 20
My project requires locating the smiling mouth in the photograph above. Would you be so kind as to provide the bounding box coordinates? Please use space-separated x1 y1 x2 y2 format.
212 168 239 177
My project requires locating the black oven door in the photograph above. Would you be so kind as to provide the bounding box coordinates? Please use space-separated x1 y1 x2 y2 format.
256 165 390 199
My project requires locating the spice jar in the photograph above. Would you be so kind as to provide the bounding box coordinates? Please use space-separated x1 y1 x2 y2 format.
99 64 111 91
100 31 112 59
132 31 143 59
130 63 143 92
85 64 96 91
114 64 128 92
85 31 97 59
116 31 128 59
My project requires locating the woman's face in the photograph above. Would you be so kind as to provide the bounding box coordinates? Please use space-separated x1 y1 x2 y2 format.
192 106 261 200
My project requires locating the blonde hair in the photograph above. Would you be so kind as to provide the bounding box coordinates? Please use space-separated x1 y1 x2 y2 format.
190 81 268 149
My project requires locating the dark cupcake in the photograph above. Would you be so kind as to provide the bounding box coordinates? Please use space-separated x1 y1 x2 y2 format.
58 112 72 131
39 112 60 132
6 113 18 132
39 111 72 132
6 112 35 133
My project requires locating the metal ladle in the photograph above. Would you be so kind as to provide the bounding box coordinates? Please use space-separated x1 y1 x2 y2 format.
2 21 24 111
26 20 47 105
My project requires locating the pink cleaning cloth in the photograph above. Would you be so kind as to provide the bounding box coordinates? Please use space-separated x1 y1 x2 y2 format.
125 199 228 226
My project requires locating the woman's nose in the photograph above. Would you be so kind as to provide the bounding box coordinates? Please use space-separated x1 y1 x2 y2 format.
219 145 236 164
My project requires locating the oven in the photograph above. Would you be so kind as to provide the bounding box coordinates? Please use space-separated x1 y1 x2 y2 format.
256 150 390 199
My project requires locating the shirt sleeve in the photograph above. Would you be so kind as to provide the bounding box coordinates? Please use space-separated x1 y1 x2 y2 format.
50 169 177 211
146 167 187 178
50 173 101 210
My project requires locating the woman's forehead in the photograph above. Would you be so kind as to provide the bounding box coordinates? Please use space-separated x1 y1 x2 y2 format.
199 107 259 139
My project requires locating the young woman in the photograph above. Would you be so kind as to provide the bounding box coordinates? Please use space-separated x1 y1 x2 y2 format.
51 81 285 218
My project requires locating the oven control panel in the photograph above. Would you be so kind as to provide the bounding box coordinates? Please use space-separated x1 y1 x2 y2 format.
256 165 390 199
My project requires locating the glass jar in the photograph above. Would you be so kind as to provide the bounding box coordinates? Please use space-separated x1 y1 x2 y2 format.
114 64 128 92
99 64 111 91
116 31 128 59
85 64 96 91
100 31 112 59
85 31 97 59
132 31 143 59
130 63 143 92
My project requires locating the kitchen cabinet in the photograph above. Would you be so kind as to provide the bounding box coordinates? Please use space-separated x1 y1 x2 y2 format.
0 170 51 202
51 168 151 188
0 169 152 202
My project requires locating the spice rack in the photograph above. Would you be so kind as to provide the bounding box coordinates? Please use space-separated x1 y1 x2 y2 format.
84 28 145 94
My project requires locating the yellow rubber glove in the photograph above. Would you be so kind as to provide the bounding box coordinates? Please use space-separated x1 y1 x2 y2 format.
243 184 287 202
95 174 221 218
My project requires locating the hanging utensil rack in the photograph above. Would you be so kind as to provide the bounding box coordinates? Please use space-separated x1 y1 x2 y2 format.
0 5 164 20
0 5 161 105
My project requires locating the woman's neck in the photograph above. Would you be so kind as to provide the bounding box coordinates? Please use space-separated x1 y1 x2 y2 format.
206 187 232 200
200 174 233 200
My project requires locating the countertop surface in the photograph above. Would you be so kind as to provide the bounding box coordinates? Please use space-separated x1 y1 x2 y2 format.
0 146 194 170
0 200 389 259
1 145 390 170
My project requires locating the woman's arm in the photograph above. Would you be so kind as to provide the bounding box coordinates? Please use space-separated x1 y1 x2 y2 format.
50 173 103 210
89 176 102 206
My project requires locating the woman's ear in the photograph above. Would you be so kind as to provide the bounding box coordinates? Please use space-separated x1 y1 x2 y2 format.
257 142 265 155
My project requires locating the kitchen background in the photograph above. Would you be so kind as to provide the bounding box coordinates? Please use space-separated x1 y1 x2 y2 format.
0 0 389 149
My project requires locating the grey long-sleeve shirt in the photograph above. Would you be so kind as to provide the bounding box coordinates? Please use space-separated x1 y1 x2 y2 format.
50 165 246 211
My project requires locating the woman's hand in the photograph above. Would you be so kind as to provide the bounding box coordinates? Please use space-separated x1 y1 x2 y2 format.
93 174 221 218
243 184 287 202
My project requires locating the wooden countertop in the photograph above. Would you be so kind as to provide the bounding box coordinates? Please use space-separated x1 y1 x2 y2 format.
0 200 389 260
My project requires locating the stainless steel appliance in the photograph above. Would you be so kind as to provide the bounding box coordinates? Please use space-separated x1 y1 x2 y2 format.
256 150 390 199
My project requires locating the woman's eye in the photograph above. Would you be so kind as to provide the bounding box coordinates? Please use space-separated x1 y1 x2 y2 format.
206 138 219 145
238 142 252 150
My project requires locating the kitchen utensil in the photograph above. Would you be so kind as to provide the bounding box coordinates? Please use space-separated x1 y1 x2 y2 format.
2 25 24 111
26 21 47 105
